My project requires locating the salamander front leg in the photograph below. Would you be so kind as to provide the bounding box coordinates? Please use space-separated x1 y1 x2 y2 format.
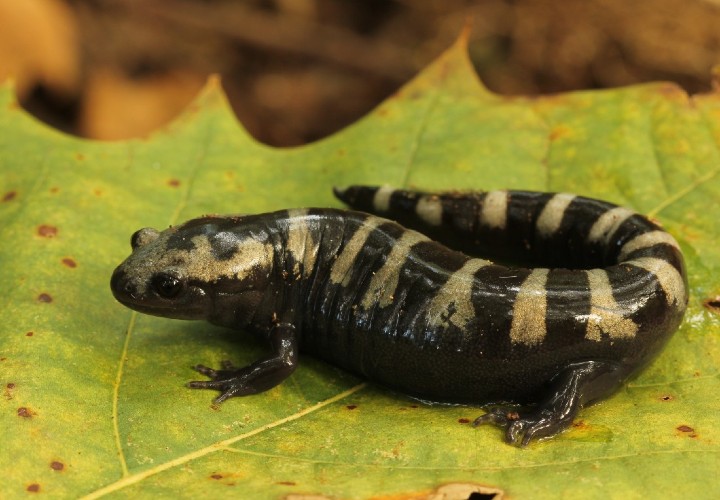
187 323 298 404
474 360 626 446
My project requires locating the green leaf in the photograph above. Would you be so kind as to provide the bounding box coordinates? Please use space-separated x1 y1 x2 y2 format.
2 34 719 499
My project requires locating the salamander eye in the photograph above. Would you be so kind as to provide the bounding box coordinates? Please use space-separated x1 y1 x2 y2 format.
131 228 160 250
151 273 183 299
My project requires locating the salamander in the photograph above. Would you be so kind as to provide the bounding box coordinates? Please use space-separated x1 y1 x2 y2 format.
110 186 688 445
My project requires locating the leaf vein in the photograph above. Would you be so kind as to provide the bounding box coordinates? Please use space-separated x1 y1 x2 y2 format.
81 383 368 499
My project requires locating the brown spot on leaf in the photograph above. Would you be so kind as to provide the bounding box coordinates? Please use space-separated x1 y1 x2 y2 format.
26 331 33 337
676 425 698 439
75 153 85 161
7 383 15 389
93 188 104 197
4 383 15 400
660 395 673 402
18 407 35 418
277 481 296 486
62 258 77 268
409 404 418 409
167 178 181 188
345 405 357 410
572 420 588 429
37 293 53 303
210 474 223 480
49 187 59 194
458 418 471 424
3 191 17 202
702 297 720 313
50 461 65 471
37 225 58 238
26 484 40 493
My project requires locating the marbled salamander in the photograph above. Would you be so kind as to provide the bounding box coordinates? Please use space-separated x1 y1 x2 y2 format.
110 186 687 445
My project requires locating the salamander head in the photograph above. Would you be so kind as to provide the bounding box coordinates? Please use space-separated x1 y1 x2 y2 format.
110 215 275 320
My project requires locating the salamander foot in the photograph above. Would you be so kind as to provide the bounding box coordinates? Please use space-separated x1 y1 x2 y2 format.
187 360 260 404
473 405 572 446
473 360 626 446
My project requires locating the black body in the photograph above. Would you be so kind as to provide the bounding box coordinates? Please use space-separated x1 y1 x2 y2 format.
110 187 688 445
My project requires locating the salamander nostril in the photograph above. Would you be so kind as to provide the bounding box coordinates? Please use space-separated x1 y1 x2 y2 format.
110 268 136 297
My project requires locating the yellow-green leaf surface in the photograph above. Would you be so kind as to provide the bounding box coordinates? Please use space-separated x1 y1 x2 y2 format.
2 35 719 499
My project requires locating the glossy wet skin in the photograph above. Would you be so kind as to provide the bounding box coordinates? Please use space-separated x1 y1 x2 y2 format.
109 187 687 446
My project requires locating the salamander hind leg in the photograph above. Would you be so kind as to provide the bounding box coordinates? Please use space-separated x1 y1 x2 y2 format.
473 360 627 446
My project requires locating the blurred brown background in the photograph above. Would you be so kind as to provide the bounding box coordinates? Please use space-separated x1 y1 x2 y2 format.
2 0 720 146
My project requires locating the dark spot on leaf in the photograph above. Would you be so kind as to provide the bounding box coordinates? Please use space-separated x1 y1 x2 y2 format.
468 493 499 500
702 297 720 313
26 331 33 337
7 383 15 389
393 483 503 500
660 395 673 401
93 188 103 196
62 258 77 268
3 191 17 202
18 407 35 418
409 404 418 409
37 293 53 303
458 418 470 424
167 178 181 188
76 153 85 161
26 484 40 493
49 187 59 194
210 474 223 480
346 405 357 410
0 357 6 361
37 225 58 238
50 461 64 471
572 420 588 429
276 481 296 486
677 425 694 433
